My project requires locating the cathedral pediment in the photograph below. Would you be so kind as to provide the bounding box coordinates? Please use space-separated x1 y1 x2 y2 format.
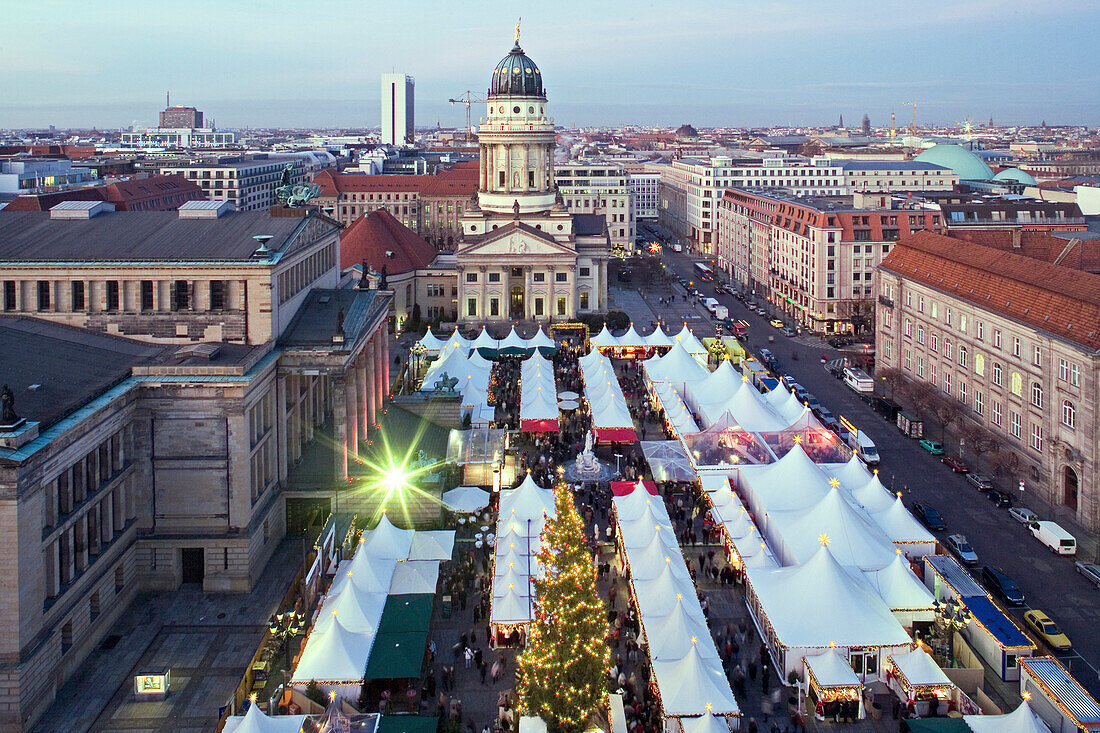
458 222 575 257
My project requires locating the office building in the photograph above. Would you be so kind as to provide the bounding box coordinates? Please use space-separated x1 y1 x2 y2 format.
159 154 327 211
381 73 415 146
159 105 204 129
555 162 635 256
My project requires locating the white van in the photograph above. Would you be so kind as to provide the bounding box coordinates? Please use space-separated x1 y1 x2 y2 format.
843 367 875 394
848 432 880 466
1029 520 1077 555
703 297 720 313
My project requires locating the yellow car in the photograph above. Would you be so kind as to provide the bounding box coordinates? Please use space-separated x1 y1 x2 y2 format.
770 319 785 329
1024 610 1072 651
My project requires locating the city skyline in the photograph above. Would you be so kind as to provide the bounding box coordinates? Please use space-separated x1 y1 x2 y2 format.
3 0 1099 129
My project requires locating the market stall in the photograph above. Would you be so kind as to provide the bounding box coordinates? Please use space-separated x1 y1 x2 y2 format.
803 649 865 722
886 647 959 717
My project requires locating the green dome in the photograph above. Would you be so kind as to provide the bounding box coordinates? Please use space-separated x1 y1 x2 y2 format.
490 43 544 98
914 144 994 181
992 167 1037 186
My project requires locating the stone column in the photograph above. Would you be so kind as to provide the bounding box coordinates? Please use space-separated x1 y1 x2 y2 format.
356 358 369 442
522 144 529 190
373 335 384 419
276 374 289 481
547 265 555 322
479 146 487 190
547 146 555 188
524 266 533 320
346 371 359 460
365 349 377 430
504 145 511 192
382 332 391 399
333 374 348 482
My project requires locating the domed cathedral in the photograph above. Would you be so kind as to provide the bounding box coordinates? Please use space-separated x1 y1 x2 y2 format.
456 23 611 324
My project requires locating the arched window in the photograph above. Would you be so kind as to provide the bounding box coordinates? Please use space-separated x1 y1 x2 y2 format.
1011 372 1022 395
1063 400 1076 428
958 346 968 368
904 318 912 337
974 353 984 376
1031 382 1043 409
917 326 925 345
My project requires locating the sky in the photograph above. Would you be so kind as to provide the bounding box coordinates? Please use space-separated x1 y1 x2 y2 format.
2 0 1098 130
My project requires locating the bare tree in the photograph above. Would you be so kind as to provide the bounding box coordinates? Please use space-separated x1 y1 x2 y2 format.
878 367 906 400
837 291 877 337
925 391 968 443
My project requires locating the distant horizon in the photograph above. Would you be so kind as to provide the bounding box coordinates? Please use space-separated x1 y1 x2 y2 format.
4 1 1099 130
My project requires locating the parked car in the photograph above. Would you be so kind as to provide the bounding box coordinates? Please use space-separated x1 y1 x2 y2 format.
1029 521 1077 555
945 534 978 565
1075 561 1100 589
987 489 1013 507
919 439 945 455
941 455 970 473
803 394 822 412
1023 610 1072 651
780 375 799 390
1009 507 1039 525
745 300 757 309
911 502 946 532
966 473 994 492
780 327 796 337
826 364 844 378
713 284 728 294
769 319 784 329
981 566 1025 605
814 407 840 433
755 307 767 316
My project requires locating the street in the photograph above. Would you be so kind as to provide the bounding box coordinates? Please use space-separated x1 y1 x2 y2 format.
642 231 1100 698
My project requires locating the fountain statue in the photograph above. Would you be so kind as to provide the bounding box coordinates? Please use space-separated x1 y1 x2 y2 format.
563 428 615 483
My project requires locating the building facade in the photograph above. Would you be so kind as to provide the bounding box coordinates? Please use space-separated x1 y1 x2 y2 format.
624 163 661 220
120 128 238 148
840 160 958 192
0 200 392 729
381 73 415 146
555 162 635 256
159 154 313 211
876 231 1099 531
452 33 610 323
717 189 942 333
659 156 846 254
159 105 203 129
0 159 96 195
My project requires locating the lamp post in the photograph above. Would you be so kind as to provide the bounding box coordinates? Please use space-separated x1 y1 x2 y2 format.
931 598 972 666
269 608 308 669
409 342 427 393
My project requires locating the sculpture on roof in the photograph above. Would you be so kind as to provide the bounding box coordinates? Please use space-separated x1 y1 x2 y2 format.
274 163 322 207
433 373 459 395
380 265 388 290
0 385 19 427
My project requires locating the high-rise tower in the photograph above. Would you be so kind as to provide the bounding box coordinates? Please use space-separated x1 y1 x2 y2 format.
381 73 415 145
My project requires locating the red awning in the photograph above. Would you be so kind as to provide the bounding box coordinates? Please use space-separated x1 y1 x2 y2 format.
594 427 639 443
520 418 559 433
610 480 658 497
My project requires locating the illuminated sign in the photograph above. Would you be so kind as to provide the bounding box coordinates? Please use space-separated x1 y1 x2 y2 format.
134 670 171 698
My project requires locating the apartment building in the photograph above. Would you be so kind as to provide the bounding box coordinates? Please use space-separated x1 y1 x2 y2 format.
839 160 958 192
659 156 845 254
555 162 635 255
717 189 942 333
623 163 661 220
159 154 316 212
0 199 392 728
876 231 1099 530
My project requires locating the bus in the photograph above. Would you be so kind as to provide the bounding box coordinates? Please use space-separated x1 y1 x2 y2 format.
693 262 714 281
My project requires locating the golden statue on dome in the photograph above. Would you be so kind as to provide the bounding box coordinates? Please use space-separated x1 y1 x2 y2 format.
515 17 521 44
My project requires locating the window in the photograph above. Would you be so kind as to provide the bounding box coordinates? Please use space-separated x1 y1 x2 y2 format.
1011 372 1022 396
930 333 938 352
467 298 476 317
532 272 545 283
557 297 566 316
1031 382 1043 409
992 400 1002 426
974 353 984 376
989 362 1001 387
1033 345 1042 366
918 295 924 313
944 340 953 361
209 280 225 310
917 326 925 345
580 267 591 277
974 390 984 416
465 272 477 283
994 330 1002 349
904 349 912 371
959 314 967 333
945 307 952 326
977 321 984 340
931 302 938 318
2 281 14 311
103 280 120 311
534 298 543 316
1063 400 1076 428
1030 424 1043 453
1012 337 1021 357
490 298 499 316
580 291 589 309
488 272 501 283
71 281 85 311
930 364 937 386
172 280 189 311
555 272 568 282
917 357 924 378
943 371 952 395
1010 410 1021 438
959 346 968 368
1071 363 1080 386
904 319 912 337
959 380 968 404
37 280 50 310
140 281 154 311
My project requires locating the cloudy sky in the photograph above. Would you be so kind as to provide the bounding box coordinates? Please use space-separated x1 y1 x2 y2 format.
2 0 1096 129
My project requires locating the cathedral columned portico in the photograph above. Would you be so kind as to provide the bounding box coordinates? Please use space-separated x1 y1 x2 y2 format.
456 26 610 324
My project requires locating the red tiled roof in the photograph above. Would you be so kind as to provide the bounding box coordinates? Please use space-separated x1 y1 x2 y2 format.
2 187 104 211
880 231 1100 351
339 208 437 274
2 174 202 212
945 229 1100 274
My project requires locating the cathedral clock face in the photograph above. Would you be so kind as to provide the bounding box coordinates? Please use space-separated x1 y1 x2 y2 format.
513 106 521 113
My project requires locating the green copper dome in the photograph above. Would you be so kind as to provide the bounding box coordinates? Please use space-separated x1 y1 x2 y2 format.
490 44 544 98
914 144 994 181
992 167 1037 186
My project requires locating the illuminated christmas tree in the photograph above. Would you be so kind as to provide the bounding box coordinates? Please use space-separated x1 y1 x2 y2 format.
516 484 610 733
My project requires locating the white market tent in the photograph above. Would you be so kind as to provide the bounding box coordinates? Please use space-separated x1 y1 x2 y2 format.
745 544 912 678
965 700 1052 733
869 496 937 555
491 474 556 632
850 473 898 514
407 530 456 561
764 386 811 425
290 615 373 699
644 604 719 662
650 645 741 716
498 325 532 354
591 325 621 350
613 482 664 522
860 553 936 615
422 348 491 393
679 714 732 733
739 444 834 515
888 647 955 692
415 330 448 357
765 488 898 570
328 547 398 597
644 342 709 385
441 486 492 513
580 350 635 439
389 560 442 595
691 360 742 401
693 380 788 432
644 326 675 350
223 704 308 733
826 455 874 490
471 326 501 355
651 382 699 437
617 323 648 348
362 513 415 560
314 585 386 636
804 649 863 689
673 324 710 361
527 326 556 354
442 328 471 354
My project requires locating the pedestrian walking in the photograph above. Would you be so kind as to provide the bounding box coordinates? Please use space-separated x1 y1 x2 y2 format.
464 646 474 669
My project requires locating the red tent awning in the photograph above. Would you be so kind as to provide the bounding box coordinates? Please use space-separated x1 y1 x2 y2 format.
594 427 638 443
610 480 658 496
520 418 559 433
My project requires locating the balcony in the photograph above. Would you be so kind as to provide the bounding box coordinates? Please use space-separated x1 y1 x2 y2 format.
878 295 895 308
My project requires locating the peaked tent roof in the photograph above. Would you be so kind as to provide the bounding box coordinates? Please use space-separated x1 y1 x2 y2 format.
613 482 665 522
416 330 448 355
871 496 937 545
223 704 308 733
633 563 695 616
692 360 742 401
617 323 648 348
828 455 874 490
651 644 740 716
965 700 1053 733
804 649 863 688
889 647 954 690
862 553 936 611
389 560 442 595
499 473 556 521
644 605 719 662
644 342 710 384
764 386 811 424
363 513 414 560
471 326 501 353
499 325 532 354
768 488 897 569
679 715 732 733
745 544 911 649
315 586 386 635
851 474 897 514
290 615 373 684
742 444 833 511
674 324 709 357
644 326 675 349
591 325 621 349
527 326 556 352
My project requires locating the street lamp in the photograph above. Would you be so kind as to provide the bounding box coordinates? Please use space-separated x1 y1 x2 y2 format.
931 598 972 665
268 608 307 668
409 341 427 393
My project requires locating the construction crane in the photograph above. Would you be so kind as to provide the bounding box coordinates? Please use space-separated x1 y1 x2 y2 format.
902 102 919 135
448 90 487 144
